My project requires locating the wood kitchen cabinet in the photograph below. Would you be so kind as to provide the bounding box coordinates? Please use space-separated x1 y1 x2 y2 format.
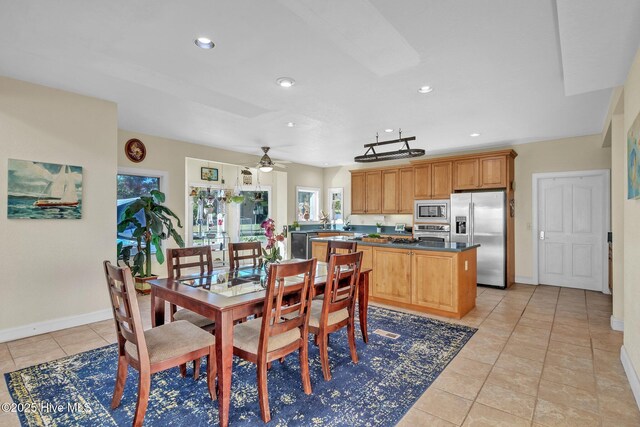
348 169 381 214
311 241 328 262
372 247 412 303
381 169 398 214
414 163 432 199
351 172 366 214
369 246 477 318
398 167 414 213
365 171 382 213
431 161 452 199
453 158 480 190
480 156 507 188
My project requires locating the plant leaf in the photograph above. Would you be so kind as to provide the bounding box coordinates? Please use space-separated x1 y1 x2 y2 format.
151 190 165 204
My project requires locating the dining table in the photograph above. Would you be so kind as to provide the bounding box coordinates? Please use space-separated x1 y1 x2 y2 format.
148 260 371 427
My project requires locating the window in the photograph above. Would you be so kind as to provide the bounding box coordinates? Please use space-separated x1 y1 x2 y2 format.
117 169 166 253
328 187 343 224
239 189 270 243
296 187 320 222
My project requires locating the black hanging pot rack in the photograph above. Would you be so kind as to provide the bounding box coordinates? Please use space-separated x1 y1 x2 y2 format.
354 129 425 163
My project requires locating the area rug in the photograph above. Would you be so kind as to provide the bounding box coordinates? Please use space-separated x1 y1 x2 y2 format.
4 306 475 426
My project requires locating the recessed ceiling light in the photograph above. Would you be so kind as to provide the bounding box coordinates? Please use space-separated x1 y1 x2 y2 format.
323 163 329 166
417 86 433 93
194 37 215 49
384 128 394 133
286 122 295 127
470 133 481 137
276 77 296 88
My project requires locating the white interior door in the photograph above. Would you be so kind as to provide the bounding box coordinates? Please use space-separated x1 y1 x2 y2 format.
537 172 607 291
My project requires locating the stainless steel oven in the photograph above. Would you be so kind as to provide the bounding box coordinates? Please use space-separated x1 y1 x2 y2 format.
413 224 450 244
414 199 450 224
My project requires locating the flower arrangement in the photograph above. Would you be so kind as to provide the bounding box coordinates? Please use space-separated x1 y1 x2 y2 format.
261 218 285 264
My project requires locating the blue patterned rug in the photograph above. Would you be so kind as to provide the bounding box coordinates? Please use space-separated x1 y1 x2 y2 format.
4 306 475 426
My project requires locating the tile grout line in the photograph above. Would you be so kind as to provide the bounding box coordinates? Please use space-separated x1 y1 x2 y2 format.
459 286 536 425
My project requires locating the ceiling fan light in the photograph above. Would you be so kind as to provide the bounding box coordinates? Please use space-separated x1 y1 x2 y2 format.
259 166 273 173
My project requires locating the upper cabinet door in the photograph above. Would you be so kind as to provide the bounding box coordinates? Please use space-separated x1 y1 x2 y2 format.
365 170 382 213
351 172 366 214
431 161 452 199
453 159 480 190
414 164 432 199
480 156 507 188
381 169 399 214
398 167 415 213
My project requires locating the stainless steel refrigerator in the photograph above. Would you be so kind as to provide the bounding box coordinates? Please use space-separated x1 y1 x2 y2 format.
450 191 506 288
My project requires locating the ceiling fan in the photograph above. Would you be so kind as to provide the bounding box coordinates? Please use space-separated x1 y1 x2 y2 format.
251 146 289 172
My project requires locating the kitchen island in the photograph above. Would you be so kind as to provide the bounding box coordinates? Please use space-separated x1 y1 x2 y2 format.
311 236 479 319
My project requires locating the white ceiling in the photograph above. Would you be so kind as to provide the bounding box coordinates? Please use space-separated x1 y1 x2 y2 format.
1 0 639 167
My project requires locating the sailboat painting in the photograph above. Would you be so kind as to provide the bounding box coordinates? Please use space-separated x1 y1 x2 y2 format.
8 159 83 219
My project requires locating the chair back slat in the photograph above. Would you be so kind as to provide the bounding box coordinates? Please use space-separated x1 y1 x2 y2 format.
321 252 362 321
167 246 213 278
103 260 149 365
325 240 358 263
229 242 262 269
258 260 316 354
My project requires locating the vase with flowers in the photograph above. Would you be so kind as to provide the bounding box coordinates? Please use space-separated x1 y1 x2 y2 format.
261 218 285 272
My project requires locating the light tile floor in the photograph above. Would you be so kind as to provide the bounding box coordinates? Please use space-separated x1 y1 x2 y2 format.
0 284 638 426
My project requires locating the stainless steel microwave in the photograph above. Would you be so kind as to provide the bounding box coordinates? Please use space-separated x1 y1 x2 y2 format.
414 199 450 223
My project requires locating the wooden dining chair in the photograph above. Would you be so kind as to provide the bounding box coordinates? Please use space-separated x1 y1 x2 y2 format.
324 240 358 262
103 261 216 427
228 241 262 269
233 259 317 423
166 246 217 378
309 251 362 381
166 246 215 330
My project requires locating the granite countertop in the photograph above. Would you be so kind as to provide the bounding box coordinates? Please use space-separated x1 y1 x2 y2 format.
290 228 414 236
310 235 480 253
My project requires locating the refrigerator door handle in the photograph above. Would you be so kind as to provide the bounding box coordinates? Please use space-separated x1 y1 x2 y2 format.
471 202 475 245
468 202 473 245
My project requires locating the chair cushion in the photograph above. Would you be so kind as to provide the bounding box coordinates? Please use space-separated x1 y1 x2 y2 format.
125 320 215 364
308 299 349 329
173 308 215 328
233 317 301 355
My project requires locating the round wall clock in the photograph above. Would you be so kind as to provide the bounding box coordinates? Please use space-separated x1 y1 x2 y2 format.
125 138 146 163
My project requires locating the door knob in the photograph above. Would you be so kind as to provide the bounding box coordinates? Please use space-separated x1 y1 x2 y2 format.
539 231 545 240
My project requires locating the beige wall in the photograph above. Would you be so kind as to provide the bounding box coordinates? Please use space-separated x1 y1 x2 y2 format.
0 77 117 337
621 48 640 392
324 137 611 281
611 112 625 322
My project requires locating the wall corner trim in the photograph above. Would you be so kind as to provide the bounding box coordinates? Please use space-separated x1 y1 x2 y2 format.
0 309 113 343
610 315 624 331
621 345 640 410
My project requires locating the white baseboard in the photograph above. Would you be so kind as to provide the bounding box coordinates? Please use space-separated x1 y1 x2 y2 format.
611 315 624 331
0 309 113 343
515 275 536 285
621 345 640 410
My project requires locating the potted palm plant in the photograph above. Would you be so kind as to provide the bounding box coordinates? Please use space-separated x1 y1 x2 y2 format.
117 190 184 293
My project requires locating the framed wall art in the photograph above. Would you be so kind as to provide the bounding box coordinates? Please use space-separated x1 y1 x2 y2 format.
8 159 83 219
124 138 146 163
201 167 218 182
628 112 640 199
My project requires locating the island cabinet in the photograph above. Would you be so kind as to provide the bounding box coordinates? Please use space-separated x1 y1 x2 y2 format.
370 246 478 318
371 247 413 303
